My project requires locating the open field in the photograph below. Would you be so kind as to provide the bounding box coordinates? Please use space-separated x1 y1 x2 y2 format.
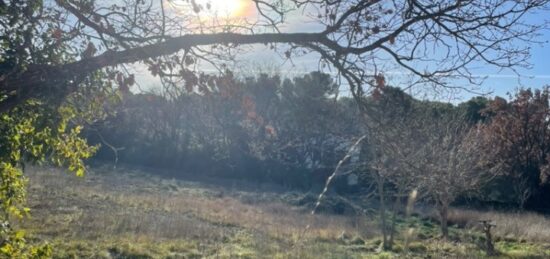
21 166 550 258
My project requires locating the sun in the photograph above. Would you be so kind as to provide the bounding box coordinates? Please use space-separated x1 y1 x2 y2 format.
194 0 250 18
168 0 254 26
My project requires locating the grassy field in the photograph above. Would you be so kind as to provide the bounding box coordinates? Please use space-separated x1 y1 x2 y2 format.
20 166 550 258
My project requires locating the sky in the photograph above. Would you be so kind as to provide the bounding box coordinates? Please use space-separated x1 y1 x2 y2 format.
475 11 550 97
271 6 550 100
137 1 550 101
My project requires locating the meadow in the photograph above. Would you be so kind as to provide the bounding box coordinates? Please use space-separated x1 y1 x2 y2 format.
20 166 550 258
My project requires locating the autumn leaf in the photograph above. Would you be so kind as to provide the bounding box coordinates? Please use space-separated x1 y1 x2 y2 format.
375 73 386 88
52 29 63 41
389 36 395 44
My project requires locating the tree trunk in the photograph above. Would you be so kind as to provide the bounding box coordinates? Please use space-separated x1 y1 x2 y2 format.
388 191 402 249
480 220 497 256
376 173 389 250
439 204 449 240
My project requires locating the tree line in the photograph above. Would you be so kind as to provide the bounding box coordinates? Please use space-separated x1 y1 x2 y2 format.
88 72 550 219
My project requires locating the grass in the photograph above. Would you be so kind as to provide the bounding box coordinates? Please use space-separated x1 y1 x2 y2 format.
446 208 550 243
20 165 550 258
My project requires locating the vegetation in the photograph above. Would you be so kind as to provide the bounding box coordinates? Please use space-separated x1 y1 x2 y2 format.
84 80 550 256
1 0 550 258
0 100 98 256
21 166 550 258
2 0 546 112
479 89 550 209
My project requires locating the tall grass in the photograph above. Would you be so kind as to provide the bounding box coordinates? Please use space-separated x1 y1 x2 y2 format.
24 166 375 244
21 166 550 257
447 208 550 243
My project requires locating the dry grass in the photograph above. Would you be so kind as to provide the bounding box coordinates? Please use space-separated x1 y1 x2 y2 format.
447 208 550 243
19 165 550 258
22 165 378 257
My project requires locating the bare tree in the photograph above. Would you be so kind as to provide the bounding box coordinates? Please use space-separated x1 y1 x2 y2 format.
1 0 549 112
360 86 418 250
362 87 499 240
406 112 498 239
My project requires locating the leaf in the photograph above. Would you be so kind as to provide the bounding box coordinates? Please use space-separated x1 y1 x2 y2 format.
52 29 63 41
375 73 386 88
76 168 85 177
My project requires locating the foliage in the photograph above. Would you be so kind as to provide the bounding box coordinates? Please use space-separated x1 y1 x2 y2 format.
1 0 548 113
0 99 98 257
89 83 550 214
0 0 549 256
480 87 550 209
0 1 121 256
89 72 359 188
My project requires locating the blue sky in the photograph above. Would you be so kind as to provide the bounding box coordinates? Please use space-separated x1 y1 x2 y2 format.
479 10 550 97
136 3 550 102
235 7 550 101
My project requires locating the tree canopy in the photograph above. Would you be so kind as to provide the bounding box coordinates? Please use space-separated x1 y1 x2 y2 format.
1 0 549 112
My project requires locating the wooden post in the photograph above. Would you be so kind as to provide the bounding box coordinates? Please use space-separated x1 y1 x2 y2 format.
479 220 497 256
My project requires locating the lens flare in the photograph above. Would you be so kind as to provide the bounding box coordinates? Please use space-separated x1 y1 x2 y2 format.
194 0 251 18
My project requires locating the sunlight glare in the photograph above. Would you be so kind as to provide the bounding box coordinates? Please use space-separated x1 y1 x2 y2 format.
194 0 250 18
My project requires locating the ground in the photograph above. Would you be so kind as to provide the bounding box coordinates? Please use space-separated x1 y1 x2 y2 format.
19 165 550 258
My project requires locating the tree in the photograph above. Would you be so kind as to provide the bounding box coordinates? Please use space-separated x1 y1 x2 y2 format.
363 89 497 240
0 97 99 256
407 110 497 239
458 96 491 124
1 0 548 112
0 3 107 254
480 88 550 209
89 72 359 186
0 0 548 254
360 86 417 250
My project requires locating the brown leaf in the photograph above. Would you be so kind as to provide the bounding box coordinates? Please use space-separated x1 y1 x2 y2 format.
375 73 386 88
